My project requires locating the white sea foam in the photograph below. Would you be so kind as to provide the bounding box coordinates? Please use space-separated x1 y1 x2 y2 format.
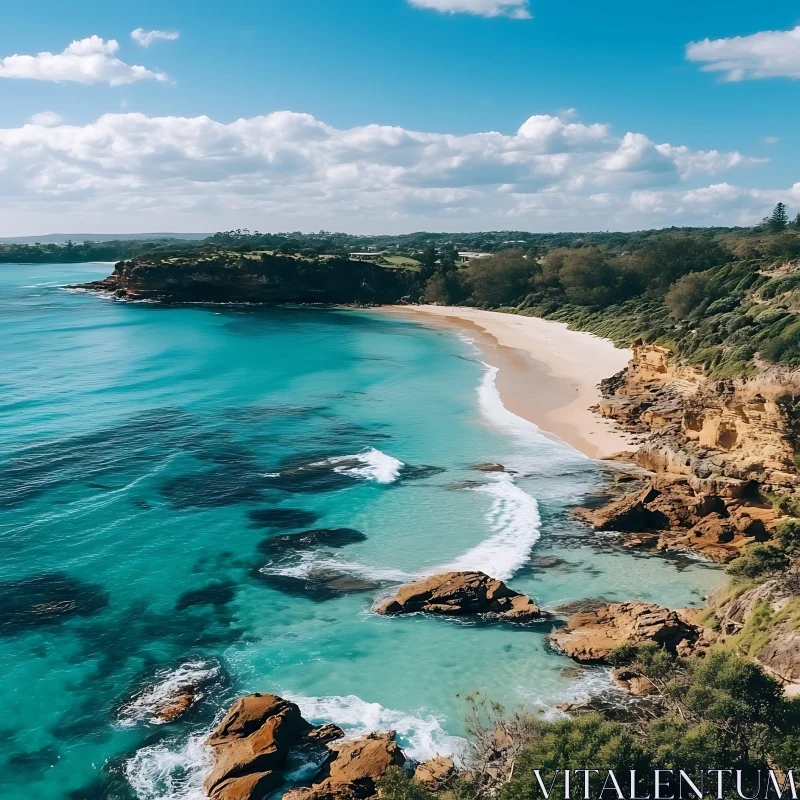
517 666 616 721
285 693 465 762
476 363 591 469
125 728 214 800
265 552 413 583
119 660 220 727
440 474 541 581
316 447 404 484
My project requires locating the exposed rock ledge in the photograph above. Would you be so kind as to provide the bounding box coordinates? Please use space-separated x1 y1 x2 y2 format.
373 571 548 622
574 475 776 563
285 732 406 800
583 344 799 562
549 601 711 663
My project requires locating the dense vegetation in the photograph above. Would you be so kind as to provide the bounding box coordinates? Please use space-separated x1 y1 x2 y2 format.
6 204 800 374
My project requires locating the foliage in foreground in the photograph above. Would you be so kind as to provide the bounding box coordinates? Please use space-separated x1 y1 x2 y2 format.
377 648 800 800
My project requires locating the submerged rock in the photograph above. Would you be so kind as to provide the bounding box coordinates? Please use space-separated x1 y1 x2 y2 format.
550 601 700 663
373 571 547 622
257 529 367 558
0 572 109 636
471 463 508 473
284 732 405 800
254 563 384 602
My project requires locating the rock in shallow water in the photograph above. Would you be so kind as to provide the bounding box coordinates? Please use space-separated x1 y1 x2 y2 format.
373 571 548 622
205 693 402 800
204 694 311 800
0 572 110 636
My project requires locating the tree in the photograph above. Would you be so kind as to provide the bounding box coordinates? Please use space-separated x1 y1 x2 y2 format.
463 249 535 306
636 234 729 293
769 202 789 232
418 246 437 280
726 544 788 581
540 246 642 306
439 244 458 273
664 270 716 319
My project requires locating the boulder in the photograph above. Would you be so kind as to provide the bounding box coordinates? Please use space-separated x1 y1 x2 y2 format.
284 732 405 800
414 756 455 790
306 723 346 745
158 690 196 723
550 602 700 663
611 668 654 696
574 485 662 533
204 694 311 800
755 631 800 688
471 463 507 473
373 572 547 622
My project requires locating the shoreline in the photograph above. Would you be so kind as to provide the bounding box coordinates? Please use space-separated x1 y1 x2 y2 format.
375 305 637 460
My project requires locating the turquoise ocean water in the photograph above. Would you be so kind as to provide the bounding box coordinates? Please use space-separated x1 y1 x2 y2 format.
0 263 722 800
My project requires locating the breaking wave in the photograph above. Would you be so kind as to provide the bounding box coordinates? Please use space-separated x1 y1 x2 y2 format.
124 728 213 800
314 447 404 484
285 693 465 762
444 475 541 581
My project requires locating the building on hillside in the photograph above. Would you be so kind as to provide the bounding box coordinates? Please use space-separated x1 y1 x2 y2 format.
457 251 491 263
349 251 387 261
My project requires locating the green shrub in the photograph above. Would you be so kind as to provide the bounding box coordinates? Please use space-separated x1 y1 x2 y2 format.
378 767 435 800
501 715 649 800
777 519 800 553
727 544 789 581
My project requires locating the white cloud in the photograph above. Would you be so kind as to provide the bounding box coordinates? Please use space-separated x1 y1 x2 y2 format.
687 25 800 81
761 136 780 145
0 36 167 86
0 108 779 233
408 0 531 19
131 28 180 47
29 111 63 126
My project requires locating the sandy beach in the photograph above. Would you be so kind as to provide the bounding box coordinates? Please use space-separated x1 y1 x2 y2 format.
379 305 636 460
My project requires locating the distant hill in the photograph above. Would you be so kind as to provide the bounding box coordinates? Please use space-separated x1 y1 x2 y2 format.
0 233 211 245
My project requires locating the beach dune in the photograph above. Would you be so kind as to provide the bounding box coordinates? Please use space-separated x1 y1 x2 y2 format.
380 305 636 460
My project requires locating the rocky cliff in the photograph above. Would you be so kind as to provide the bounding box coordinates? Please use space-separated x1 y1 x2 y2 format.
73 252 420 305
579 344 800 562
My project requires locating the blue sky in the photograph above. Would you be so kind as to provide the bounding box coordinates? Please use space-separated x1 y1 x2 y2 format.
0 0 798 234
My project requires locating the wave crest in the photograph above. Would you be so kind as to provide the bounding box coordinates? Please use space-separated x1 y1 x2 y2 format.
314 447 404 484
443 475 541 581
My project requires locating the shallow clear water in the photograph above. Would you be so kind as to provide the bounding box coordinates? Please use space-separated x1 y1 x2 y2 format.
0 263 722 800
